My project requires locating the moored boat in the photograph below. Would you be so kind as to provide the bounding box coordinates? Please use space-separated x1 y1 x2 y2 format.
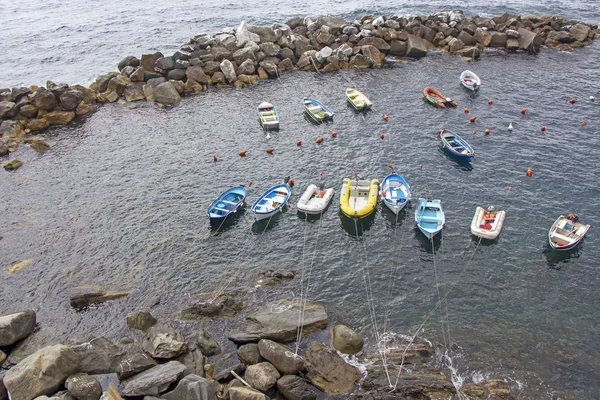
340 178 379 218
346 88 372 110
470 206 506 240
415 198 445 239
251 182 291 221
297 184 335 214
303 97 334 123
460 70 481 91
380 173 411 215
207 186 246 224
258 102 279 130
548 214 590 251
440 128 474 161
423 87 457 108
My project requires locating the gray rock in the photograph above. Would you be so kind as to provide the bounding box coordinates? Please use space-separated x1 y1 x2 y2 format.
65 373 102 400
228 300 328 344
457 30 477 46
233 47 256 65
315 32 335 46
227 387 270 400
303 342 360 395
237 344 263 365
489 31 507 47
215 33 237 51
458 20 477 36
259 42 281 57
119 361 186 397
454 46 481 58
334 43 353 57
384 19 400 29
0 144 9 157
349 53 373 68
142 326 187 359
570 23 591 42
237 59 256 75
219 59 237 83
0 101 17 119
372 16 385 27
153 82 181 104
116 350 157 380
126 312 157 332
162 375 216 400
277 375 317 400
31 87 57 111
331 325 363 355
0 310 36 347
4 345 80 400
70 337 125 375
244 362 280 392
211 47 232 62
314 46 332 63
69 286 130 309
195 329 221 357
155 57 176 71
473 28 492 46
59 90 83 111
448 38 465 53
357 37 390 51
317 16 347 31
236 21 260 48
342 26 359 36
247 26 277 43
405 35 428 58
506 29 520 39
547 30 576 43
506 38 520 50
214 363 246 382
48 82 69 98
167 68 187 81
0 374 7 400
517 28 543 51
186 66 210 84
176 345 205 377
124 83 146 102
258 61 278 77
118 56 140 71
143 71 164 82
257 340 303 375
389 40 406 56
360 45 383 63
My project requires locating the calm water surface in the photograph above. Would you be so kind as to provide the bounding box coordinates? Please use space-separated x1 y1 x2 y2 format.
1 1 600 399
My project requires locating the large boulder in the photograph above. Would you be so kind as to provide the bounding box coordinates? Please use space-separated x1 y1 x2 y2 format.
389 40 406 56
331 325 363 355
118 55 140 71
349 54 373 68
69 286 129 309
547 30 576 43
257 340 303 375
65 373 102 400
244 362 280 392
153 82 181 104
195 329 221 357
228 300 328 344
0 101 17 119
70 337 124 374
124 83 146 102
126 311 157 332
259 42 281 57
142 326 188 359
237 344 263 365
473 28 492 46
454 46 481 59
233 47 256 65
247 26 277 43
220 59 237 83
0 311 36 347
31 88 57 111
45 111 75 126
517 28 543 51
489 31 507 47
360 45 384 63
303 342 360 395
236 21 260 47
405 35 428 58
357 37 390 51
59 90 83 111
116 350 157 380
3 345 80 400
237 59 256 75
457 30 477 46
162 374 216 400
119 361 186 397
448 38 465 53
155 57 176 71
228 387 270 400
277 375 317 400
570 23 591 42
186 66 210 84
176 345 205 377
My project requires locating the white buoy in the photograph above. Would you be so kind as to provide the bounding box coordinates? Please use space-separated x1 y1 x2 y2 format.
508 123 513 131
590 96 596 102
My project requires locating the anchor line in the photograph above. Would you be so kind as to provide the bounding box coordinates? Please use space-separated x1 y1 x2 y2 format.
431 234 448 349
294 212 310 353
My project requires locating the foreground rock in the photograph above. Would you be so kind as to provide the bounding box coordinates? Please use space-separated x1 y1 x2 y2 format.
142 326 188 359
195 328 221 357
1 159 23 171
65 373 102 400
119 360 186 397
3 344 79 400
162 374 216 400
228 300 328 344
0 311 36 347
331 324 364 355
258 339 304 375
303 342 360 395
277 375 317 400
244 362 280 392
70 337 124 374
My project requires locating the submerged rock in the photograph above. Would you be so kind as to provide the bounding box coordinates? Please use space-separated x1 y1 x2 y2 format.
195 328 221 357
69 286 130 309
180 295 245 322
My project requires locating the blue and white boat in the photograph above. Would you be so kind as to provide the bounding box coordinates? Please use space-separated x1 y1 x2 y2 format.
460 70 481 91
548 214 590 251
207 186 246 224
303 97 334 123
380 173 411 215
440 128 474 161
258 101 279 130
251 183 291 221
415 198 445 239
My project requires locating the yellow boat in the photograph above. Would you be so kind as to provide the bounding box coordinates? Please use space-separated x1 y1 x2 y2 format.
340 178 380 218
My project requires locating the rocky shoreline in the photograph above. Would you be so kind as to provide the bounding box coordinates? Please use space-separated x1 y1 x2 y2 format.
0 11 598 171
0 268 516 400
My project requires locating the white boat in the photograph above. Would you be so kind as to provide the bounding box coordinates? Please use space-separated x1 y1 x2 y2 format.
380 173 411 215
415 198 445 239
258 101 279 130
548 214 590 251
470 206 506 240
460 70 481 91
346 88 372 110
296 184 335 214
251 183 291 221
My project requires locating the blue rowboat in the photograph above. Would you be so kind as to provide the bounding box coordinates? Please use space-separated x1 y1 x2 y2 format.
380 173 411 215
303 97 334 123
415 198 445 239
207 186 246 224
440 128 474 161
251 183 291 221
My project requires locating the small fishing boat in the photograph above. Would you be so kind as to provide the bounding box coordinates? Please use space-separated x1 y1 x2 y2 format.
470 206 506 240
380 173 411 215
251 182 291 221
303 97 334 123
346 88 372 110
460 70 481 91
415 198 445 239
340 178 379 218
297 184 335 214
423 87 457 108
207 186 246 224
440 128 474 161
548 214 590 251
258 102 279 130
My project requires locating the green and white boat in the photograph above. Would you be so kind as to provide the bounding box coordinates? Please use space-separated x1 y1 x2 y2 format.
303 97 334 123
346 88 372 110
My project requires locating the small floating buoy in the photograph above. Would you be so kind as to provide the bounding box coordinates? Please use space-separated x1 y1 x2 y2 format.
437 129 443 134
383 114 389 121
331 130 337 137
288 178 295 186
569 98 576 104
417 164 423 168
238 150 247 157
541 126 546 132
521 108 528 114
296 140 302 146
488 99 493 105
380 133 385 139
316 137 323 144
266 147 274 153
473 130 477 134
526 168 533 177
464 107 469 113
213 155 218 162
248 180 253 186
508 185 513 191
581 121 586 127
485 129 491 135
469 117 477 123
590 96 596 101
508 123 513 131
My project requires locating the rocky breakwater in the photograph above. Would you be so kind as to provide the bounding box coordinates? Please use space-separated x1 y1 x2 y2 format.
1 11 597 172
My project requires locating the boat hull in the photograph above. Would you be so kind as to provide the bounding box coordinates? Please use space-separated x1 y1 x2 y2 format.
548 215 590 251
346 88 372 110
380 173 411 215
339 178 379 219
423 87 456 108
303 97 334 123
460 70 481 91
258 102 279 130
470 206 506 240
297 184 335 214
415 198 445 239
207 186 246 224
251 183 291 221
440 129 474 161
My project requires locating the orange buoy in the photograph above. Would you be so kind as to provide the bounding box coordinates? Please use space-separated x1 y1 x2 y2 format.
288 178 295 186
581 121 586 127
521 108 527 114
469 116 477 123
485 129 490 135
437 129 443 134
389 164 394 169
331 130 337 137
213 155 218 162
570 98 576 104
473 130 477 134
380 133 385 139
296 140 302 146
541 126 546 131
248 180 253 186
238 150 247 157
316 137 323 143
488 99 493 105
526 168 532 177
266 147 274 153
417 164 423 168
464 107 469 113
320 171 323 176
508 185 513 191
383 114 389 121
